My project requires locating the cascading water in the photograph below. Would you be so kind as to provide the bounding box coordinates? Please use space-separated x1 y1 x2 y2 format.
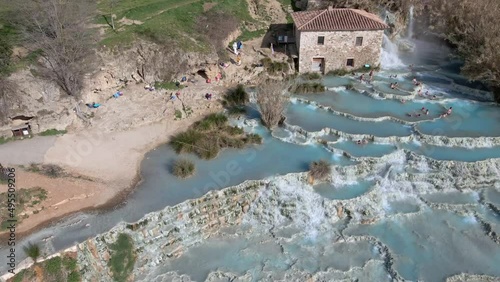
380 34 404 69
408 5 414 39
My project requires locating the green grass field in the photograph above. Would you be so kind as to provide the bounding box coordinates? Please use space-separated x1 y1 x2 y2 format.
97 0 255 50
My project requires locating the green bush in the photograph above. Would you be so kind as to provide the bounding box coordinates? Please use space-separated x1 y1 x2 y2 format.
171 113 262 160
301 72 322 80
227 106 247 116
327 65 380 76
0 136 13 145
219 136 245 148
224 125 244 136
261 58 289 75
28 163 65 178
194 113 228 131
45 256 62 275
67 271 81 282
39 129 67 136
41 164 65 178
293 82 325 93
172 158 196 178
327 69 352 76
244 133 263 144
108 233 136 282
63 256 77 271
224 84 248 106
174 109 182 119
23 242 41 262
194 137 220 160
170 130 203 154
154 81 184 90
12 269 26 282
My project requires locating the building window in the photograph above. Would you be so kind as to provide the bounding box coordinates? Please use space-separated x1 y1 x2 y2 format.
346 59 354 67
355 37 363 46
317 36 325 45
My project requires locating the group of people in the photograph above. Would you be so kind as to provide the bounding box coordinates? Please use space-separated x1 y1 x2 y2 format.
358 70 375 83
406 106 452 119
440 107 453 118
407 107 429 117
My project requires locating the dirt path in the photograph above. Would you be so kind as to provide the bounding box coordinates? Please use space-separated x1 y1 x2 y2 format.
0 136 57 165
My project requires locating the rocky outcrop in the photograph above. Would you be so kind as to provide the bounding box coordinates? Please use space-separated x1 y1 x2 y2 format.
62 149 500 281
0 70 77 137
77 180 263 281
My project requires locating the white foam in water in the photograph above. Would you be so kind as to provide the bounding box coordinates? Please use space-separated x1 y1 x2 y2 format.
412 139 422 147
327 86 347 92
306 103 318 110
380 34 405 69
414 157 430 173
244 176 327 238
462 214 477 224
331 169 359 187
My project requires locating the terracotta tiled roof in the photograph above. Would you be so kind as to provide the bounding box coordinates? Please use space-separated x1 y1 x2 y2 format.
291 8 389 31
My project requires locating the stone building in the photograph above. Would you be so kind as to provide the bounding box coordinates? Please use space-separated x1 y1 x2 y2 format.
291 7 388 74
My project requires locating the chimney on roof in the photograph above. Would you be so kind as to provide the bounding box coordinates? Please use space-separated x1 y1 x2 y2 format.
328 5 333 11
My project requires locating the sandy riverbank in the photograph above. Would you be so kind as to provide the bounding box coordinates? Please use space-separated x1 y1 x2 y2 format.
0 82 224 238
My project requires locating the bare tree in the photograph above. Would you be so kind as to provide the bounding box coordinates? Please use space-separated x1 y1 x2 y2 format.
256 79 290 128
16 0 97 97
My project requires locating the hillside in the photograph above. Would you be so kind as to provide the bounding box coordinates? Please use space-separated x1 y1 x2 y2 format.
0 0 291 137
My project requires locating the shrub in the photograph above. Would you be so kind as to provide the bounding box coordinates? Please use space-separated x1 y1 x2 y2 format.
41 164 64 178
174 109 182 119
45 256 62 275
172 159 195 178
327 69 352 76
244 133 263 144
67 271 81 282
309 160 331 182
261 58 289 75
23 242 41 263
170 130 203 154
224 125 244 136
63 256 77 271
301 72 322 80
171 113 262 159
39 129 67 136
27 163 65 178
155 81 184 90
293 82 325 94
227 106 247 116
194 113 227 131
219 136 245 149
194 137 220 159
108 233 136 282
224 84 248 106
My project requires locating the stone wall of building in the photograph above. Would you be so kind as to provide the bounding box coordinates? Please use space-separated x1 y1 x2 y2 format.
297 29 384 73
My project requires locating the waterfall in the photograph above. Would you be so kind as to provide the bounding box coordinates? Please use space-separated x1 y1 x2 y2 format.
380 34 404 69
408 5 414 39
